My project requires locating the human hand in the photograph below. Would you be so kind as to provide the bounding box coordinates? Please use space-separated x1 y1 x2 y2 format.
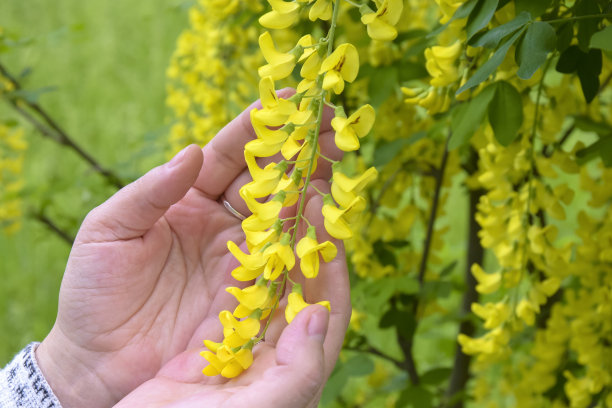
35 94 347 408
115 305 336 408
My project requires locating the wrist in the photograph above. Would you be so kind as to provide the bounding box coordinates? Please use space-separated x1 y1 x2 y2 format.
36 327 117 408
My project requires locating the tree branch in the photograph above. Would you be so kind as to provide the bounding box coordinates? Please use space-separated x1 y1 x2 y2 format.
396 133 452 387
418 134 450 285
30 210 75 245
0 61 124 189
343 345 405 370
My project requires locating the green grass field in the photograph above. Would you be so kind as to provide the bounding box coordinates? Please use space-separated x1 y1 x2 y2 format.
0 0 189 363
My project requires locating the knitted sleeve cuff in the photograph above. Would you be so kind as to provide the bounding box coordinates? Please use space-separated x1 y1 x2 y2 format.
0 343 63 408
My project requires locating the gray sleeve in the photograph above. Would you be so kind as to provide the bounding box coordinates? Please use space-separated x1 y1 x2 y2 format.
0 343 62 408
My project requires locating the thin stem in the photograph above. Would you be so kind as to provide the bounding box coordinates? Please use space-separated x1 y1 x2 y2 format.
343 345 404 370
417 133 450 285
310 184 327 197
323 99 338 109
30 210 75 245
544 13 612 24
290 0 341 249
518 59 551 288
342 0 361 7
318 152 339 164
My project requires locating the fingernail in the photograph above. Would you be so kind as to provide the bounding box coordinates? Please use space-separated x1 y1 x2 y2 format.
307 307 329 343
168 145 189 168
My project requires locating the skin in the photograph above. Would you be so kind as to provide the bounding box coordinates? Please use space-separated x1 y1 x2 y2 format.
35 96 350 408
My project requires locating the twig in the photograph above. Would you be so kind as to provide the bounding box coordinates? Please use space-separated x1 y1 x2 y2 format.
343 345 404 370
418 133 450 284
0 62 124 189
396 133 452 387
30 210 75 245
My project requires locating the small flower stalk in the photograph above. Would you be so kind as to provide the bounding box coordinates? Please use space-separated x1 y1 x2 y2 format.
201 0 401 378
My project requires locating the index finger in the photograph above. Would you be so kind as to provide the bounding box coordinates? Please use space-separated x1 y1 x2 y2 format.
193 89 334 200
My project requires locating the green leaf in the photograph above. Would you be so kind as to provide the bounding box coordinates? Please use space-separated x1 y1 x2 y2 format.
439 260 458 278
368 66 398 108
420 367 454 385
456 27 526 94
515 0 551 18
576 134 612 167
572 115 612 135
373 131 426 168
470 11 531 49
398 61 428 82
396 386 434 408
516 21 556 79
576 0 602 52
344 355 375 376
321 356 374 405
577 49 602 103
556 22 574 52
488 81 524 145
11 86 58 104
556 45 581 73
466 0 500 40
427 0 479 38
373 240 398 269
395 29 429 42
422 280 453 299
450 84 497 149
590 25 612 52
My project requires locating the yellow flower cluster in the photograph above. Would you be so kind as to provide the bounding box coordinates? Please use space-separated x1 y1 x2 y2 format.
165 0 263 154
0 123 27 234
200 0 402 378
460 61 612 405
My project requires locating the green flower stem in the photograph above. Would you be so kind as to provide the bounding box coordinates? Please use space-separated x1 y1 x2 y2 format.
289 0 341 247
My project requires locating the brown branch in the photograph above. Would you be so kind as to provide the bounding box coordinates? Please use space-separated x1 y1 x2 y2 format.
0 62 124 189
30 210 74 245
444 150 484 408
397 332 420 385
418 134 450 285
396 133 452 387
343 345 404 370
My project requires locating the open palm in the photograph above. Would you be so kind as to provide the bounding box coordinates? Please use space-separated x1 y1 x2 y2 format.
36 100 349 408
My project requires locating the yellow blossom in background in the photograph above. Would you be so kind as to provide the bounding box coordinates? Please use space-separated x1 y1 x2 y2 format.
0 123 27 234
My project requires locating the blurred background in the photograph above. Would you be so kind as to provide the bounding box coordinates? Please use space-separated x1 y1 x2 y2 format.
0 0 190 363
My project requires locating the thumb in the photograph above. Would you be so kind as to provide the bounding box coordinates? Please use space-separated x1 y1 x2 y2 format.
80 144 203 242
231 306 329 408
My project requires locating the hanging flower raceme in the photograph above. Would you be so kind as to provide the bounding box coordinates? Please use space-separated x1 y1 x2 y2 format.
201 0 377 379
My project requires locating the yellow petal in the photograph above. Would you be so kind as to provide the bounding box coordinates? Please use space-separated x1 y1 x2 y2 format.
366 18 398 41
259 9 299 29
221 361 244 378
235 348 254 369
309 0 332 21
347 104 375 137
